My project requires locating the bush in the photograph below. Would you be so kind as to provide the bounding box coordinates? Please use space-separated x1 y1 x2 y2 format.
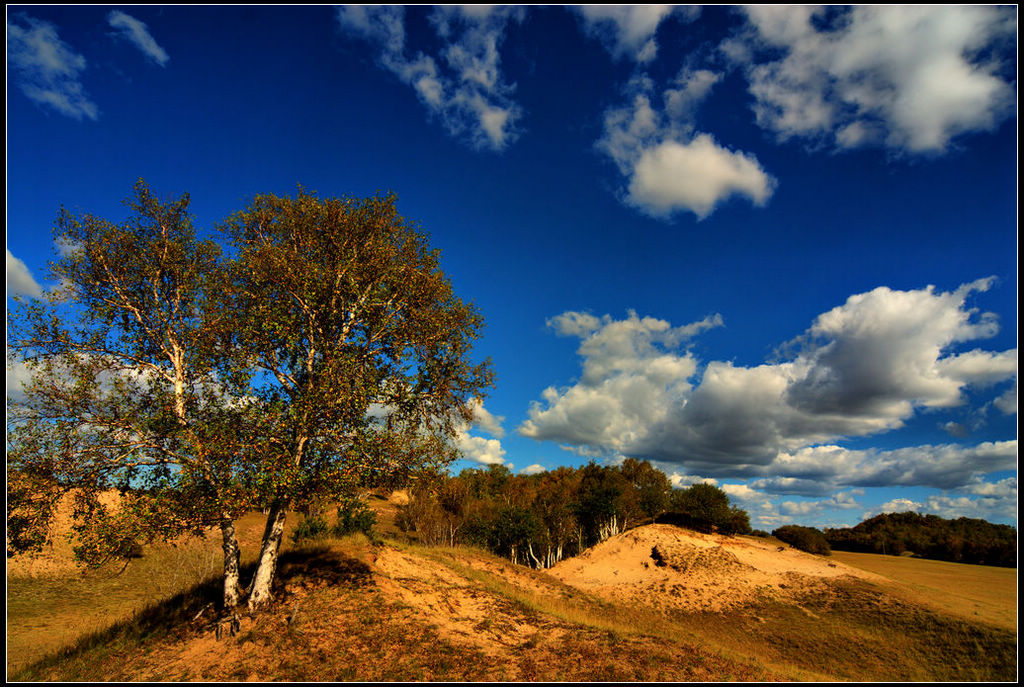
291 513 330 544
773 525 831 555
332 499 376 537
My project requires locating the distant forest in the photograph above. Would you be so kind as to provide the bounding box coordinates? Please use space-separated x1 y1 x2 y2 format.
384 461 751 569
825 512 1017 568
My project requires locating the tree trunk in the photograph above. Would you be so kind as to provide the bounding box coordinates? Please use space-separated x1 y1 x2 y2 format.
219 516 243 609
247 499 288 613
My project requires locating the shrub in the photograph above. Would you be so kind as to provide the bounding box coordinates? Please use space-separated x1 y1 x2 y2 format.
291 513 330 544
332 499 377 538
773 525 831 555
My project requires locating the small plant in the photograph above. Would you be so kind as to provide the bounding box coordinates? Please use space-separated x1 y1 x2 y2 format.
332 499 376 538
291 513 330 544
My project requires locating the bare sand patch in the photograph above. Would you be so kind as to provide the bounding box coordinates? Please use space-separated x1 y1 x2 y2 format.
547 524 884 613
372 546 568 657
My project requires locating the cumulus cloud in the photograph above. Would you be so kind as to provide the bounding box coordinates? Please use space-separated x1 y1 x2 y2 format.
6 356 33 404
574 5 691 63
627 136 776 219
107 11 169 66
869 478 1017 523
768 441 1018 491
337 5 523 151
519 280 1017 490
6 250 44 298
7 15 99 120
519 464 547 476
730 6 1016 153
597 74 775 220
454 398 508 466
519 310 721 452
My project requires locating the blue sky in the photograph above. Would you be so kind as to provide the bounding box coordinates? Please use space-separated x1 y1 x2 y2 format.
6 6 1017 529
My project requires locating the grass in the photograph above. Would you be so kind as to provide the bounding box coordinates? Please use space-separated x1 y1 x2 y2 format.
832 550 1017 631
7 507 1017 682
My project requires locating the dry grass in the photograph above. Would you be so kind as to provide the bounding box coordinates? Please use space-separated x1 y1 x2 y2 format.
832 550 1017 631
6 502 1017 682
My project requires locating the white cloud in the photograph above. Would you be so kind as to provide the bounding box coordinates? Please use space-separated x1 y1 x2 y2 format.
6 356 33 404
596 75 775 220
627 136 776 219
337 5 523 151
733 6 1016 153
7 15 99 120
454 398 507 466
992 378 1017 415
766 441 1018 492
574 5 684 63
6 250 44 298
107 11 169 67
455 432 506 465
467 397 505 438
519 464 547 476
519 310 720 451
868 479 1017 523
520 280 1017 489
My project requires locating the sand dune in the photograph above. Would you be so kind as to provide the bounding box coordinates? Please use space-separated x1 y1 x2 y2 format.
548 524 884 613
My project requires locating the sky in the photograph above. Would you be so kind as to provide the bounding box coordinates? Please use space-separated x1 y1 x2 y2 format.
6 5 1018 530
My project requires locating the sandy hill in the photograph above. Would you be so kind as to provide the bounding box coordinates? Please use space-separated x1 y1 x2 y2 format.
548 523 884 614
9 507 1017 681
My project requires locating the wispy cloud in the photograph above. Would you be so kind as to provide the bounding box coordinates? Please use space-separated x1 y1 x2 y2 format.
336 6 523 151
107 11 169 67
6 249 44 298
725 6 1016 153
574 5 692 63
7 15 99 120
520 279 1017 490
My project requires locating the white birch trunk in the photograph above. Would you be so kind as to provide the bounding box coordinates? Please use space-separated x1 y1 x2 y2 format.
247 500 288 612
220 516 243 608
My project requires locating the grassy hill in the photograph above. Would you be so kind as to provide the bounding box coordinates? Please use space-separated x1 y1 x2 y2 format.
6 497 1017 681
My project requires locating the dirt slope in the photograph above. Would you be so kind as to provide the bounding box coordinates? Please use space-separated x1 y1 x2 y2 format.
548 524 884 613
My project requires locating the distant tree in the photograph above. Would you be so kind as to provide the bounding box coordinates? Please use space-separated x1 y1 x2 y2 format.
825 512 1016 567
619 458 672 521
667 483 734 534
773 525 831 555
574 462 631 543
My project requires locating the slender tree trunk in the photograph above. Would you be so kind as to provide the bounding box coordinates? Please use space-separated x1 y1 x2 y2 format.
220 516 243 609
247 498 288 613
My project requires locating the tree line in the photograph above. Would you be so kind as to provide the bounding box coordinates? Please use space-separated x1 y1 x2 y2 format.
389 460 752 568
825 512 1017 567
7 180 493 614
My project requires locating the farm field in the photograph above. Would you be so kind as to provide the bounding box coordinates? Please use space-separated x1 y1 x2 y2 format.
831 550 1017 631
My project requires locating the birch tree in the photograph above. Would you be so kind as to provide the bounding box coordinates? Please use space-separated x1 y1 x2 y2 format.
6 180 255 608
219 188 493 612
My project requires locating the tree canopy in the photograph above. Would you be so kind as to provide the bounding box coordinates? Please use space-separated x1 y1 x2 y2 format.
7 181 493 613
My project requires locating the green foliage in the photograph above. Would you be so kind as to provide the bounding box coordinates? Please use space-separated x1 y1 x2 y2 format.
396 460 751 569
8 180 493 611
333 499 377 537
664 483 736 534
825 511 1016 567
773 525 831 555
291 513 331 544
